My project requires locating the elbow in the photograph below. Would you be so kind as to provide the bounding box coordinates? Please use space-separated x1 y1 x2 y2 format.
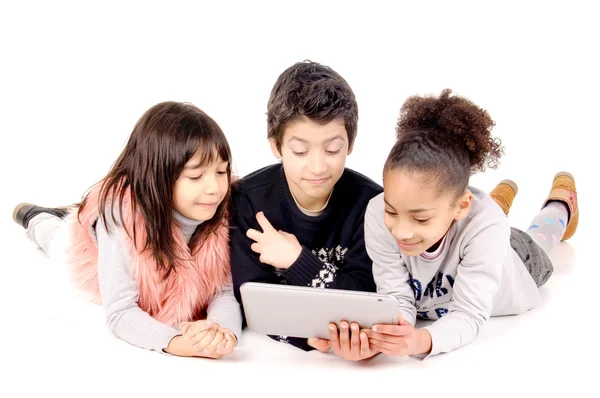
105 310 125 335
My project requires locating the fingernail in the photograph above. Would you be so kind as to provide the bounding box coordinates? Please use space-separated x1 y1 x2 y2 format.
328 324 335 330
372 326 378 332
361 333 367 339
351 324 358 331
206 320 212 325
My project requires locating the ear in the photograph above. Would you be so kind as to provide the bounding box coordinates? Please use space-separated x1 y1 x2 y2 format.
269 138 282 159
454 191 473 221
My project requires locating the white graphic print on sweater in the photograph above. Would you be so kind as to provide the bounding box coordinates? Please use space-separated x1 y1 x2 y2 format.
310 245 348 288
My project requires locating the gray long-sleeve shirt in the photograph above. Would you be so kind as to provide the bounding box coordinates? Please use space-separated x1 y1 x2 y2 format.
365 188 541 357
96 210 241 353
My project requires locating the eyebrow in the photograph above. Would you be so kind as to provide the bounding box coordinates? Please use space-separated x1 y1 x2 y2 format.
384 199 435 213
288 135 345 145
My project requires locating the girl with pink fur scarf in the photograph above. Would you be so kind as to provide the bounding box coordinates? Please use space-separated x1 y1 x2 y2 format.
13 101 241 358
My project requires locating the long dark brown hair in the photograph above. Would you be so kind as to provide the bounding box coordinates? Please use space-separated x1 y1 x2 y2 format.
78 101 232 278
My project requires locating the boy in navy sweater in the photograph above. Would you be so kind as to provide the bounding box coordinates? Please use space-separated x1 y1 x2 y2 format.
230 61 382 360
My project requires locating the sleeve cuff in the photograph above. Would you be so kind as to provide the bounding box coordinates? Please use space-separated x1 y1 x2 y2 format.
280 246 324 286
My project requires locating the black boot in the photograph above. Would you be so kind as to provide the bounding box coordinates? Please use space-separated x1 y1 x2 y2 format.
12 203 71 229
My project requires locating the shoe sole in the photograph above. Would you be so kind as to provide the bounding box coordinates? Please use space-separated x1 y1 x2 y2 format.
498 179 518 195
12 202 33 224
554 171 574 181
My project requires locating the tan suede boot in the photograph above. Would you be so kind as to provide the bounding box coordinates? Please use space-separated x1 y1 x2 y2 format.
490 179 518 216
543 172 578 241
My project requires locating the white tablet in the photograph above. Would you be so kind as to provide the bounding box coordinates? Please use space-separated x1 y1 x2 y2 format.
240 282 399 339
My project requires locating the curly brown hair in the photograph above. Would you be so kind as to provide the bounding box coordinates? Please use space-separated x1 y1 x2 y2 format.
385 89 504 197
267 60 358 151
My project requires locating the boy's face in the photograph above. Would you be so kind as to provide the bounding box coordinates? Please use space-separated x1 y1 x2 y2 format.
271 117 352 210
382 169 472 256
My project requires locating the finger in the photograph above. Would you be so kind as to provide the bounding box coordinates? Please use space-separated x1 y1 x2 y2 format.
364 330 404 344
246 228 263 242
338 321 350 352
369 343 394 356
204 332 225 355
369 337 409 355
256 212 276 233
250 242 262 254
328 323 341 352
360 332 373 357
222 333 236 354
350 323 360 353
371 324 413 336
217 332 232 354
189 329 209 345
193 328 217 351
308 338 331 353
188 320 216 338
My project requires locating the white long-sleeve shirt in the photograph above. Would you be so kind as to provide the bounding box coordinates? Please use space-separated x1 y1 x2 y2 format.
96 210 241 353
364 188 541 357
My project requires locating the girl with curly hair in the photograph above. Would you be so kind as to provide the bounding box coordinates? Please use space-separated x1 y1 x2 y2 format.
361 89 579 358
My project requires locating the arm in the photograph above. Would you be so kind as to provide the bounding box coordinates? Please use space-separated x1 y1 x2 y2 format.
230 190 282 319
422 218 508 357
97 216 205 357
206 285 242 340
363 198 417 325
230 192 314 351
280 209 376 292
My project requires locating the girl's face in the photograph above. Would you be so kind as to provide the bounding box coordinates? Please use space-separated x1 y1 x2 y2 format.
382 168 472 257
173 152 229 221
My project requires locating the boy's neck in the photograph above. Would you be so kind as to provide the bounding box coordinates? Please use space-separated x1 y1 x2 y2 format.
289 187 333 216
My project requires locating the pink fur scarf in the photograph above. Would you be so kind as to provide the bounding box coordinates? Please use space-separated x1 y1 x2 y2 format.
64 184 232 326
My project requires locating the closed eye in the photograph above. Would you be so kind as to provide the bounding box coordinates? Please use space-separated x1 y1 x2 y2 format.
415 219 430 224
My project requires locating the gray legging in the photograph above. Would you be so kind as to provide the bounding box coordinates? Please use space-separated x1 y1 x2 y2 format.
510 227 554 287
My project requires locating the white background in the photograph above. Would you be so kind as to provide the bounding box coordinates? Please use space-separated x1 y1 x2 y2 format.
1 1 598 397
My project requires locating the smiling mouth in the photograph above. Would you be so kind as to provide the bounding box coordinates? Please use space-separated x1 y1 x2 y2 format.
197 202 219 208
305 177 330 185
397 241 422 248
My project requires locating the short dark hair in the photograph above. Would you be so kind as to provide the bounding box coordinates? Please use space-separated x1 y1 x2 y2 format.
267 60 358 151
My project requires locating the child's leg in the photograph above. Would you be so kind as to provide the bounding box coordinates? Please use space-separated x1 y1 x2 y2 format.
526 201 569 254
25 213 66 255
512 202 567 287
13 203 71 256
510 228 554 287
511 172 578 287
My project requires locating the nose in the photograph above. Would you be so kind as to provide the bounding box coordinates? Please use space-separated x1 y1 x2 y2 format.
391 223 415 241
203 173 220 195
307 151 327 175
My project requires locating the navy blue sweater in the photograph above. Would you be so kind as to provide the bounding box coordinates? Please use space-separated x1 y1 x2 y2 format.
230 163 382 351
